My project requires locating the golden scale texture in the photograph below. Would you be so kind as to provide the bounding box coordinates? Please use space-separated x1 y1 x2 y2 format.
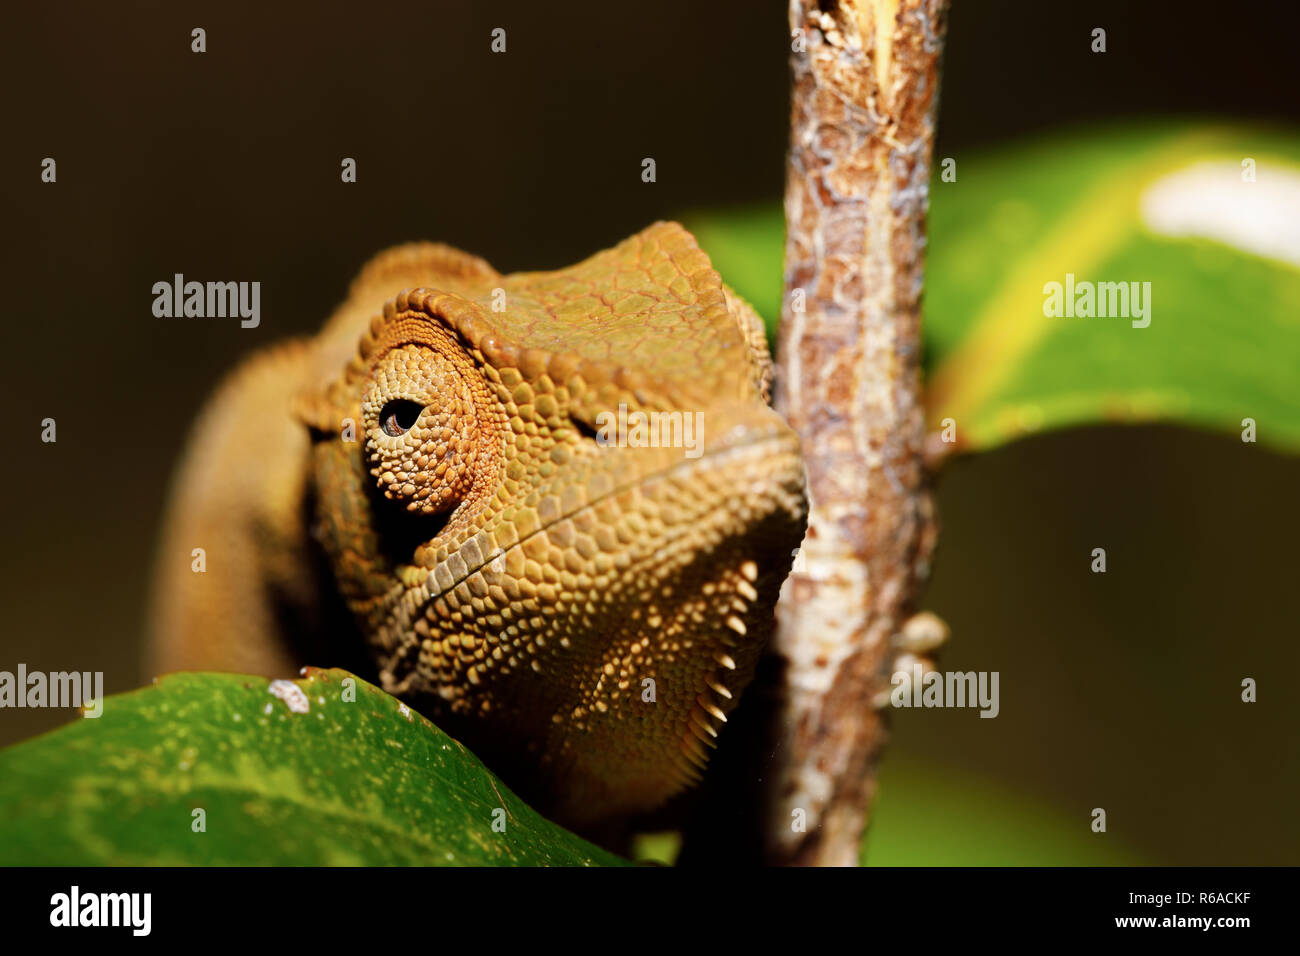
151 222 808 827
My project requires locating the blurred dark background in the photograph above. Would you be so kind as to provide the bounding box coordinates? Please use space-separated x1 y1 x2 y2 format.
2 1 1296 864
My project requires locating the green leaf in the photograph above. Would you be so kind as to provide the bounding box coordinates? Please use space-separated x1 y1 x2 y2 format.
862 757 1146 866
685 122 1300 453
0 669 628 866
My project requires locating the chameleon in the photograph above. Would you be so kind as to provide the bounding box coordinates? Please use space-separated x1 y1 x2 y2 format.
148 222 808 830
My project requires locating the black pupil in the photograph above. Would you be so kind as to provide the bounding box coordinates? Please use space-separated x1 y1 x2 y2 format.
380 400 423 437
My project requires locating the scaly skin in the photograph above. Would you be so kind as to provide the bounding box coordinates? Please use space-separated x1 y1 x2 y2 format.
150 222 808 828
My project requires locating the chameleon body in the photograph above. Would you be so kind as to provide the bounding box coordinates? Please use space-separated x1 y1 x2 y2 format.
149 222 808 828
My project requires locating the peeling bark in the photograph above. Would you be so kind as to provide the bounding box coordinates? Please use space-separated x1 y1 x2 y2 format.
766 0 948 866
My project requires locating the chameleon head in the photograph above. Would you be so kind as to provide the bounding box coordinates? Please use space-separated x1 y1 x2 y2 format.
301 224 808 827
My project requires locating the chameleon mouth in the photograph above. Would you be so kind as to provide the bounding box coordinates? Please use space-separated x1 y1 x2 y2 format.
372 422 806 822
375 425 803 683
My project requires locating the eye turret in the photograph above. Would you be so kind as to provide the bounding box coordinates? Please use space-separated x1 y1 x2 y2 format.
363 344 479 515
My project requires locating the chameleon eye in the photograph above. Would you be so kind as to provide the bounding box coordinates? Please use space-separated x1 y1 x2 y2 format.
380 399 424 437
364 343 482 515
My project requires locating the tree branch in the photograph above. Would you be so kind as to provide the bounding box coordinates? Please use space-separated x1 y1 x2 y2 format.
765 0 948 866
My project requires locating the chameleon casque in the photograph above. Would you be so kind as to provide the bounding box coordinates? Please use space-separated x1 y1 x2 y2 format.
149 222 808 830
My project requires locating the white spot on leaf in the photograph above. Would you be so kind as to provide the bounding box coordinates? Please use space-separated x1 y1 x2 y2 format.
268 679 311 714
1141 160 1300 268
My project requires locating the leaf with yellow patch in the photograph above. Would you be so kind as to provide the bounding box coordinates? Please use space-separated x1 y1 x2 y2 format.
685 122 1300 453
